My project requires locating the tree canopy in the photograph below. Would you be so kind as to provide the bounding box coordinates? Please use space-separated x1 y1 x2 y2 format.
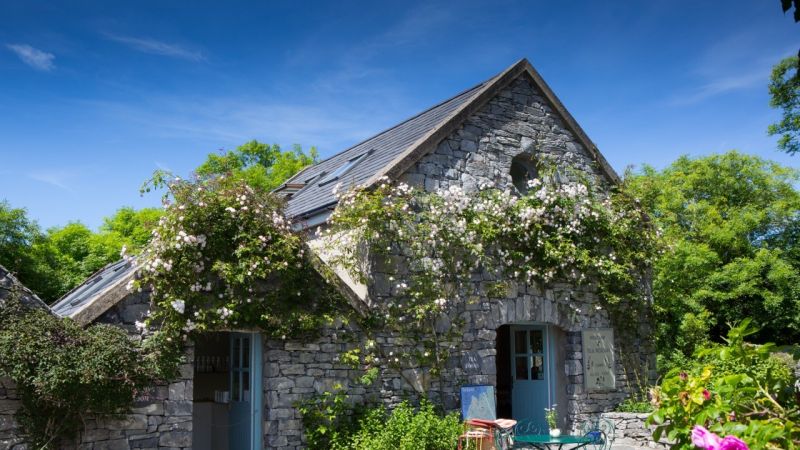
195 140 317 192
0 204 163 301
625 151 800 371
768 56 800 155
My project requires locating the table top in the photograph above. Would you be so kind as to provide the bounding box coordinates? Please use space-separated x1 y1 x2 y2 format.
514 434 594 444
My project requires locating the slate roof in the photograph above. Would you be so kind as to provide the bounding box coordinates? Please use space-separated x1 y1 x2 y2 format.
282 58 619 219
282 75 497 218
50 259 135 318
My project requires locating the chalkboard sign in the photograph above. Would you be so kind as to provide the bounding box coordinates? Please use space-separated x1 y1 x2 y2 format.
582 328 615 391
461 352 482 375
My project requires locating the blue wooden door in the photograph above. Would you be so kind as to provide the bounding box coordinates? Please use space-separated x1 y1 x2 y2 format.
229 332 263 450
510 326 550 429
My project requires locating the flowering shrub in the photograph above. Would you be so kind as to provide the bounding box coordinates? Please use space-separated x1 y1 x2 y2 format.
0 294 166 448
323 173 656 391
134 174 343 340
649 320 800 449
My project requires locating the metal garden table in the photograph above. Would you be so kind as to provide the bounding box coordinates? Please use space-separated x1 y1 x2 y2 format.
513 433 596 449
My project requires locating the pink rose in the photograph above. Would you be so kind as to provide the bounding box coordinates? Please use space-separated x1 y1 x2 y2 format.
702 389 711 401
718 436 749 450
692 426 722 450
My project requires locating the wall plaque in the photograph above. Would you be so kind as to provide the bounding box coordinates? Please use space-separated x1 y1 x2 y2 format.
461 351 482 375
582 328 615 391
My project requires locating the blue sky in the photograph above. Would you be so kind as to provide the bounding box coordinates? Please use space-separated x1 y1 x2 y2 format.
1 0 798 229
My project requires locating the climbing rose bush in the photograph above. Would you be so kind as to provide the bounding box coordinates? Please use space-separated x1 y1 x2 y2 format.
134 174 341 339
322 173 657 383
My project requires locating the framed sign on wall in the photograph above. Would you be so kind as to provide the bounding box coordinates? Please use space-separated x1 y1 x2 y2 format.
582 328 615 391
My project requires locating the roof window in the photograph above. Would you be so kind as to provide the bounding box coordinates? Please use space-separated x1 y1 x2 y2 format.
318 151 371 186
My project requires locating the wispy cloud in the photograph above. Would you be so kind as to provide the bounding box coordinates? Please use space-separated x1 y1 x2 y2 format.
669 29 796 106
6 44 55 71
288 4 455 96
77 94 392 156
104 33 205 62
28 170 76 191
669 70 767 106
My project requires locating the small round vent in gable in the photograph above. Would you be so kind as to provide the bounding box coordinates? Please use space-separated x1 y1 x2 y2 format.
510 153 538 194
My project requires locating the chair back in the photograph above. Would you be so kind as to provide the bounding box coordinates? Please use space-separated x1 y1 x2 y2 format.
581 418 615 450
513 418 545 436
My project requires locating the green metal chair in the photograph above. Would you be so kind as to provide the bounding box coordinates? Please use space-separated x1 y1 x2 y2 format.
581 418 615 450
513 418 545 436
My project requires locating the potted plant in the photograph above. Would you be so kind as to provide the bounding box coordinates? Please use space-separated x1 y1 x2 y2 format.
544 405 560 437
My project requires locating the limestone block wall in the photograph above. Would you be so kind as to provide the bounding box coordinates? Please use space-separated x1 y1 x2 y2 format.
0 379 24 450
399 75 610 195
599 412 670 450
68 355 193 450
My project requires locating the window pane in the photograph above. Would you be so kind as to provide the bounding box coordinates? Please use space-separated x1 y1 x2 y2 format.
243 337 250 369
530 330 543 354
233 338 240 368
515 357 528 380
232 372 240 401
243 370 250 400
514 331 527 354
531 355 544 380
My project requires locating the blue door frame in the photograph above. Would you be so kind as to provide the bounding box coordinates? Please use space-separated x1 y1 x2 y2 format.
229 332 263 450
510 325 554 429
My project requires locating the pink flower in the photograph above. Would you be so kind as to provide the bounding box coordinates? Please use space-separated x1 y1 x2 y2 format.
702 389 711 401
718 436 749 450
691 427 749 450
692 426 721 450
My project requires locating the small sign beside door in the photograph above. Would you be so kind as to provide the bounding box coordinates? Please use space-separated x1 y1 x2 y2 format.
581 328 615 391
461 351 482 374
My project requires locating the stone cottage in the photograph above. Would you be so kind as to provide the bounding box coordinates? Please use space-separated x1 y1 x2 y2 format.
4 58 656 450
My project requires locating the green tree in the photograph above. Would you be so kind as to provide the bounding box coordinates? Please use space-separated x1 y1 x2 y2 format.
625 151 800 371
100 206 162 248
768 56 800 155
0 201 52 296
195 140 317 192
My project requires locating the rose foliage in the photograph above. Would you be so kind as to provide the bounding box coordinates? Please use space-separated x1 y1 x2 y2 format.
134 173 343 340
649 320 799 449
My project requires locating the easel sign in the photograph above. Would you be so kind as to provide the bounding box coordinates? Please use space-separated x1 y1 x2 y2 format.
582 328 615 391
460 384 496 420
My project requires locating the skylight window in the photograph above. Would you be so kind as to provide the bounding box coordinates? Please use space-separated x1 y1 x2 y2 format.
318 151 370 186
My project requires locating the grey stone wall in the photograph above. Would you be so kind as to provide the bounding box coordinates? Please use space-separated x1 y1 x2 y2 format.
599 412 670 450
263 324 377 449
397 73 652 428
67 354 193 450
76 294 195 450
399 75 611 195
0 379 25 450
